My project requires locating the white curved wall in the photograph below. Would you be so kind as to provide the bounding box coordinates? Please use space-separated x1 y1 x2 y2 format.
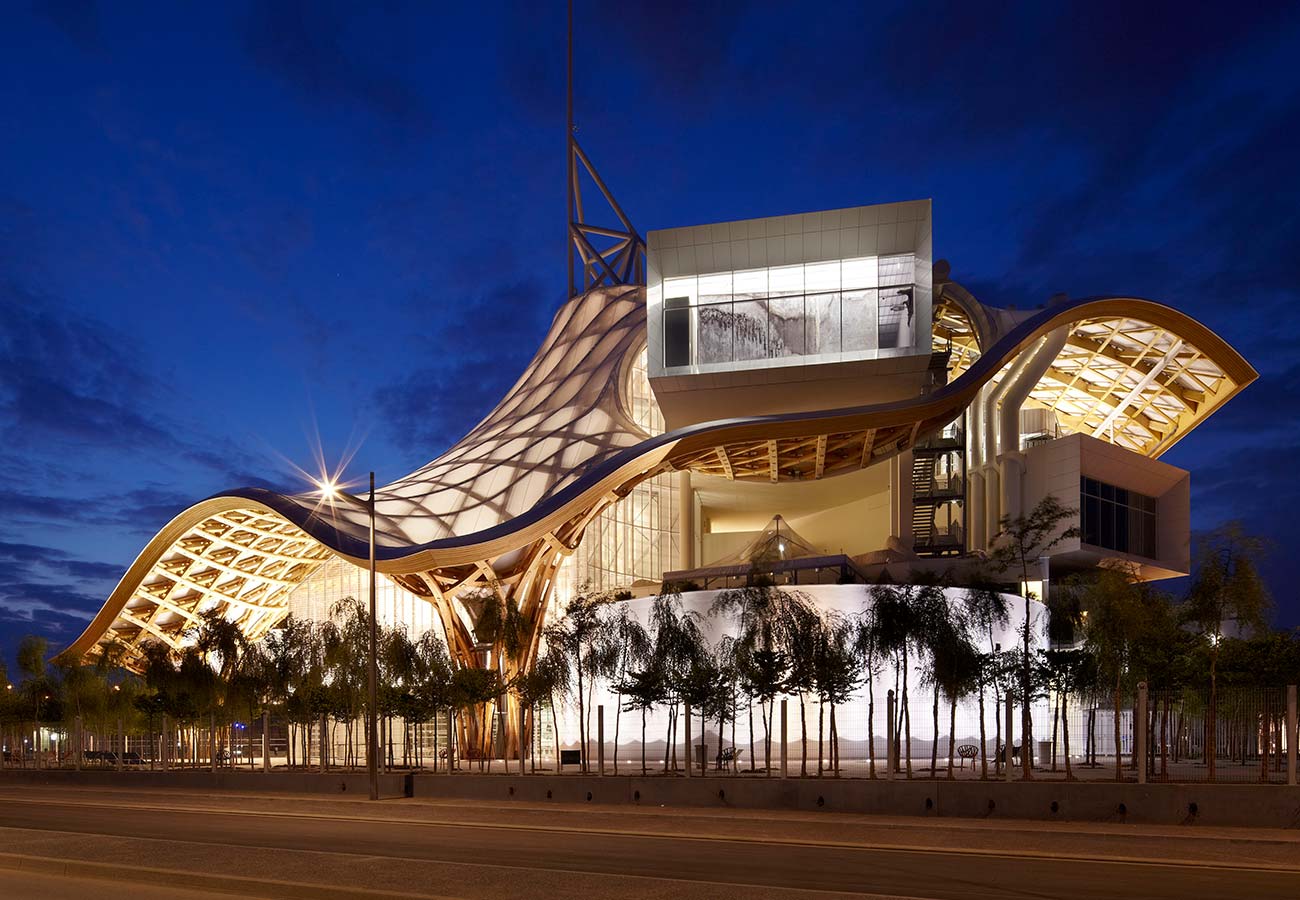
546 584 1046 769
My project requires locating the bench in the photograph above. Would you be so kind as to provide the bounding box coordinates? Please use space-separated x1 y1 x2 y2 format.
956 745 978 768
715 746 744 769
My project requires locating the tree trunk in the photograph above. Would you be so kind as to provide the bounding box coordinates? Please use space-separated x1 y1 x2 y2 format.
978 684 988 779
1160 696 1169 779
1113 676 1123 781
902 647 912 779
867 674 877 779
946 697 957 779
748 699 756 772
640 707 647 776
799 693 808 776
612 690 622 776
930 688 940 777
1051 692 1060 772
1062 688 1073 781
830 704 840 776
1207 650 1218 781
817 699 824 778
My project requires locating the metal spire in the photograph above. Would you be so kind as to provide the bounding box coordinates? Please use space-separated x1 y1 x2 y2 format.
566 0 645 297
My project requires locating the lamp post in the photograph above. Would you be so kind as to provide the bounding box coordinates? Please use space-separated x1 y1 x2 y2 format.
317 472 379 801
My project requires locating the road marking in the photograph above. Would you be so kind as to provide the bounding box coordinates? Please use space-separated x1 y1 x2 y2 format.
1 795 1298 875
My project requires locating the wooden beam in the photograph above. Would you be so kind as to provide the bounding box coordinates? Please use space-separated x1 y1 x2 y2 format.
860 428 878 467
767 440 778 483
715 446 734 480
814 434 827 479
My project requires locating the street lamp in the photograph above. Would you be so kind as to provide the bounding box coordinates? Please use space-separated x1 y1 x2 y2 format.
317 471 379 801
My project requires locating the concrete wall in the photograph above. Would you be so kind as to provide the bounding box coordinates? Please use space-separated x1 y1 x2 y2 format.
0 768 409 799
412 774 1300 829
1022 432 1192 579
8 768 1297 828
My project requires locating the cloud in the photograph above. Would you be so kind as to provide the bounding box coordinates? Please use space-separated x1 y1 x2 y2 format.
242 0 433 136
0 280 171 449
0 537 124 663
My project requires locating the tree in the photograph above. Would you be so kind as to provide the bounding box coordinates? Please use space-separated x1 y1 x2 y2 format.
990 494 1079 778
736 646 788 775
451 666 503 770
594 604 650 775
617 667 665 775
1075 564 1150 780
870 578 943 778
193 608 254 767
1180 521 1271 780
712 573 812 776
812 617 858 776
648 590 707 772
542 589 618 772
785 608 823 776
852 605 886 778
963 573 1011 778
469 584 530 766
924 603 981 779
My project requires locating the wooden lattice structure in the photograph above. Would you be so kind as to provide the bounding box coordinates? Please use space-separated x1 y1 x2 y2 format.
61 279 1255 754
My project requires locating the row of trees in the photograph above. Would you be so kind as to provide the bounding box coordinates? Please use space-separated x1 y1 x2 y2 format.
1 504 1290 780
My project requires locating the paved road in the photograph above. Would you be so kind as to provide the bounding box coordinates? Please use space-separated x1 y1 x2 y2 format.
0 870 261 899
0 787 1295 899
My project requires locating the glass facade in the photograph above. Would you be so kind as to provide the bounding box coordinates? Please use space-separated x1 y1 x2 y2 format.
1080 477 1158 559
662 254 917 368
286 555 440 639
555 347 679 600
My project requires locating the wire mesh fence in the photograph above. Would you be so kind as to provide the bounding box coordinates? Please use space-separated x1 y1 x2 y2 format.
10 683 1295 783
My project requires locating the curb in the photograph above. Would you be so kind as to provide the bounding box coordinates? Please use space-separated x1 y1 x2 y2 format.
0 852 460 900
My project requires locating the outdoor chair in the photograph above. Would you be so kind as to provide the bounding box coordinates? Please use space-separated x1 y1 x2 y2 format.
956 745 978 769
715 747 744 770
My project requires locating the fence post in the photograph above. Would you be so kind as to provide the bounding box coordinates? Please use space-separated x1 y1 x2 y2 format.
74 715 83 771
519 703 527 775
1004 695 1013 782
1136 682 1148 785
597 705 605 777
780 699 788 779
262 710 270 773
447 708 455 772
886 690 896 781
319 713 328 773
684 702 692 778
1288 684 1297 788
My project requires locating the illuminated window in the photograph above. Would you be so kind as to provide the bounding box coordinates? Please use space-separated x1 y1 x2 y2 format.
663 255 917 368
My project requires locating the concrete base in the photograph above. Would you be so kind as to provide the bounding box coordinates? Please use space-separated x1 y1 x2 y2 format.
412 774 1300 829
6 769 1299 828
0 768 409 799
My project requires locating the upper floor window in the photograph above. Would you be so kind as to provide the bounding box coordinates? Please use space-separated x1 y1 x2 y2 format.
1080 477 1158 559
662 255 917 368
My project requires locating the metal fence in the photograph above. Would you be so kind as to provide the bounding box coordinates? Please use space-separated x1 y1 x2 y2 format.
6 683 1296 784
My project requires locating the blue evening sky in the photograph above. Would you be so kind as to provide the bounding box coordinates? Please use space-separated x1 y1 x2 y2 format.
3 0 1299 666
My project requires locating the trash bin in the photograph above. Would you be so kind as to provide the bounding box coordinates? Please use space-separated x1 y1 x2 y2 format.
1036 740 1052 767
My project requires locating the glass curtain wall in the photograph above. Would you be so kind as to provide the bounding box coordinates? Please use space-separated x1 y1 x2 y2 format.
286 555 439 639
663 254 917 368
555 348 680 600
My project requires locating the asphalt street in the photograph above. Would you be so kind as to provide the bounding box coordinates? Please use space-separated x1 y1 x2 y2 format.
0 785 1295 899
